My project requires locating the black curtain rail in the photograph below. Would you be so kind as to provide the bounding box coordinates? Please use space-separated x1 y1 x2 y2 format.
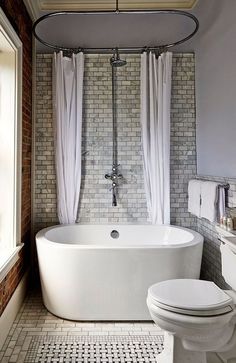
32 9 199 54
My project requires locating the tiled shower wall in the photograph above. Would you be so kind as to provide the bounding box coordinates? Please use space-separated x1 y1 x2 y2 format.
196 175 236 288
34 53 196 232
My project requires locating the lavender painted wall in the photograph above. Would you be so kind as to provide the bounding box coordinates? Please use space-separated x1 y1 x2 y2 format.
195 0 236 177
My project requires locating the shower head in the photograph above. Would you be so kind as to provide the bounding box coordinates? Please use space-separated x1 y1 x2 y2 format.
110 48 127 67
111 58 127 67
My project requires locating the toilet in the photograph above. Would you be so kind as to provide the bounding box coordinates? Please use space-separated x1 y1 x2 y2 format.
147 237 236 363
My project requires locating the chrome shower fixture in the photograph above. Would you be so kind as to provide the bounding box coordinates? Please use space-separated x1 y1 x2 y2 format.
105 52 124 207
110 48 127 67
105 164 123 207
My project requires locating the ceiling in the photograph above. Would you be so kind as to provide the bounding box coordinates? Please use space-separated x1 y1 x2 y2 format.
24 0 199 20
23 0 220 53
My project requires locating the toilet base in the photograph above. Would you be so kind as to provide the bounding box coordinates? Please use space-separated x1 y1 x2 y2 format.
158 332 207 363
158 332 236 363
217 345 236 363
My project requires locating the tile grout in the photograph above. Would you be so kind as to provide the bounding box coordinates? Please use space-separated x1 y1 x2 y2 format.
0 289 163 362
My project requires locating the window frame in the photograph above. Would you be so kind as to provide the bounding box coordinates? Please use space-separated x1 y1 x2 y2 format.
0 8 23 281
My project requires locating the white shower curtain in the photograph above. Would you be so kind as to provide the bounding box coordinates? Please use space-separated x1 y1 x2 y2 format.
53 51 84 224
140 51 172 225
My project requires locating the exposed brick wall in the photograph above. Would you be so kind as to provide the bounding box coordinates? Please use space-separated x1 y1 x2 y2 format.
0 249 27 316
0 0 32 315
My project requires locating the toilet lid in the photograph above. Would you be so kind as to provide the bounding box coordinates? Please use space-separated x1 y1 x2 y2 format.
148 279 234 316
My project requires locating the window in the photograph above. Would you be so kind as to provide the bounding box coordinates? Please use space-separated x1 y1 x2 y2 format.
0 9 22 279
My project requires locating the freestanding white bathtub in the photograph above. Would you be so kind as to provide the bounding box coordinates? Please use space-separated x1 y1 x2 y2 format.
36 224 203 321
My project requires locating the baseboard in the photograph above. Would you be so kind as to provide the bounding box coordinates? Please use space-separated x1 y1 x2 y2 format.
0 270 29 350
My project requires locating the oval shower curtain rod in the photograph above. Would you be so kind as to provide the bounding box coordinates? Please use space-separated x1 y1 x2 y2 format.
33 5 199 54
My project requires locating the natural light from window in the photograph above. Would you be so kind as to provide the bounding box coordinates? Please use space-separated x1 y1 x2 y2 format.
0 10 22 276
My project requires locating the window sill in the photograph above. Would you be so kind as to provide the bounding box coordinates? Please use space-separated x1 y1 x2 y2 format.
0 244 24 283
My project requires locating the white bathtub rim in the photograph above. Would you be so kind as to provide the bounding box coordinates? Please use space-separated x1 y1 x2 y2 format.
36 224 203 249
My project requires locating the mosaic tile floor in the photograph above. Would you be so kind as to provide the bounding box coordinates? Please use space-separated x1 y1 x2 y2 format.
0 290 164 362
24 335 163 362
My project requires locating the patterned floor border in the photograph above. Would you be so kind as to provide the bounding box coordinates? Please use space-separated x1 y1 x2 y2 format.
25 335 164 362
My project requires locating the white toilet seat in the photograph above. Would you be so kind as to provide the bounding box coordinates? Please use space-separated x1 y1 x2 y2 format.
148 279 234 317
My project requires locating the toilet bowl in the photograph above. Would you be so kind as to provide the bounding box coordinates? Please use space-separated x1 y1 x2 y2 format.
147 238 236 363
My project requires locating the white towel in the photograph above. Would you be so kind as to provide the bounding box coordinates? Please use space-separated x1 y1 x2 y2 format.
188 180 201 217
218 186 226 221
200 181 218 222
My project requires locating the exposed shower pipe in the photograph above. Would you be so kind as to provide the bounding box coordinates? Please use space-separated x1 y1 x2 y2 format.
111 57 118 169
105 49 125 207
32 8 199 55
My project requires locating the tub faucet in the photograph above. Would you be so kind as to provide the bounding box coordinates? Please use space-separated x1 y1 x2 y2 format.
105 164 123 207
112 183 117 207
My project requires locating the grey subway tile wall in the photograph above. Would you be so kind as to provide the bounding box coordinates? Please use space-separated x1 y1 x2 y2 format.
78 55 147 223
196 175 236 288
170 54 197 228
35 53 196 232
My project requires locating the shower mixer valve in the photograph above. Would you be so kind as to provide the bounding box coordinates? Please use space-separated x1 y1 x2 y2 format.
105 165 123 207
105 164 123 182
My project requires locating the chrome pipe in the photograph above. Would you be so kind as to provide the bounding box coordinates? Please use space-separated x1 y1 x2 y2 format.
112 66 117 167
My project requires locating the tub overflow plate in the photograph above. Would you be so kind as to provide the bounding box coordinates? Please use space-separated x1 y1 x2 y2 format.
110 230 119 239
